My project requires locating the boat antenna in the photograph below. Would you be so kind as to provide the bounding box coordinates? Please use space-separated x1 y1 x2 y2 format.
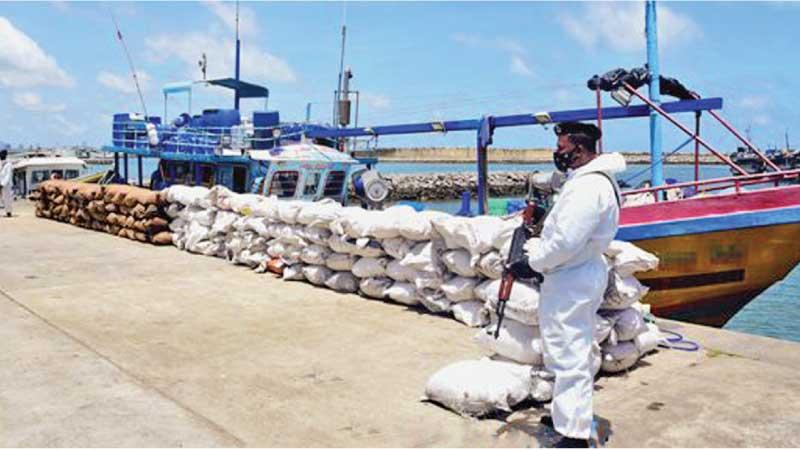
334 1 347 127
234 0 241 110
785 129 790 149
109 10 148 118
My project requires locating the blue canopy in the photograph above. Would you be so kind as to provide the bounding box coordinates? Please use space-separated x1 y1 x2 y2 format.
206 78 269 99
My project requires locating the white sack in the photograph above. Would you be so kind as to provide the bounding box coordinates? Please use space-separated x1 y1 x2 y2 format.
603 271 649 310
418 289 451 313
606 241 659 276
165 203 182 219
413 271 444 291
302 265 333 286
266 241 286 258
300 244 332 266
326 252 358 271
606 307 648 342
400 241 440 273
325 272 359 293
386 260 418 282
164 185 211 208
441 276 480 303
277 200 307 224
351 257 390 278
475 319 543 365
296 199 343 227
442 249 479 277
229 193 266 215
492 215 523 252
169 218 186 232
385 282 419 305
184 207 216 227
359 277 393 299
432 215 501 255
282 263 306 281
595 314 616 345
601 341 640 373
281 244 303 264
423 359 532 416
634 323 661 354
300 226 332 246
328 234 385 258
452 301 490 328
382 237 413 260
398 209 449 241
476 251 504 279
475 279 540 326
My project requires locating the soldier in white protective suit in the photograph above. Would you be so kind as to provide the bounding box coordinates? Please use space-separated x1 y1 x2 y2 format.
508 122 625 447
0 150 13 217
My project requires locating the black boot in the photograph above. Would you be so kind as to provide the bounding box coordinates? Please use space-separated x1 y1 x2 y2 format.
539 415 554 428
554 436 590 448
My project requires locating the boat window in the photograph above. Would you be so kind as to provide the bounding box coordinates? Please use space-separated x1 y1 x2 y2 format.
323 170 346 197
65 170 80 179
232 165 248 193
269 171 299 198
167 161 191 184
31 170 49 184
303 172 321 196
197 164 215 187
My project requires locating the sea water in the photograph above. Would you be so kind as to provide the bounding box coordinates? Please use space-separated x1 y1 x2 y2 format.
85 159 799 342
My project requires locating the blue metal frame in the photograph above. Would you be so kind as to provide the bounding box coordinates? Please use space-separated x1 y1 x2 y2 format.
646 0 664 188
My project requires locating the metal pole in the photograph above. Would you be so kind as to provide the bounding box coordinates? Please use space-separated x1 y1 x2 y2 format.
234 1 241 110
306 102 312 122
123 153 129 182
137 155 143 186
694 112 700 182
705 109 781 172
646 0 663 187
596 88 603 153
624 82 748 175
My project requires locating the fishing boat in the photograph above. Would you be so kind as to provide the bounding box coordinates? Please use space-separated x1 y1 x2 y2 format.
100 0 800 327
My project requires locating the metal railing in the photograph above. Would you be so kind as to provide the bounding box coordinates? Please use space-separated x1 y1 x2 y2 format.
111 120 307 155
622 168 800 201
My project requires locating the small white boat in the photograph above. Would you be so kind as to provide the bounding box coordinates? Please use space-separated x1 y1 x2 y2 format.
11 156 86 196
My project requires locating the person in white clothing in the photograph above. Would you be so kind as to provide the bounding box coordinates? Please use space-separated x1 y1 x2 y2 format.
0 150 13 217
508 122 625 447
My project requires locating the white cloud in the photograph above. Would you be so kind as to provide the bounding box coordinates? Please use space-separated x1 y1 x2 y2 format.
97 70 151 94
753 114 771 126
452 33 534 78
12 91 66 113
146 32 295 83
360 93 391 110
509 55 533 77
739 94 769 110
203 0 258 37
558 2 701 52
52 114 87 136
0 17 74 88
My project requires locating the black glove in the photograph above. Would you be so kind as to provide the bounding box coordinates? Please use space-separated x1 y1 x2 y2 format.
508 257 540 281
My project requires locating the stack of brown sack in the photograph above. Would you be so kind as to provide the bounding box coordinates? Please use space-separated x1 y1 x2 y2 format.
33 180 173 245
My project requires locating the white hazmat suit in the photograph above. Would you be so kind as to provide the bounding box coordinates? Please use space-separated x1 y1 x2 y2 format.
0 159 13 216
527 153 625 439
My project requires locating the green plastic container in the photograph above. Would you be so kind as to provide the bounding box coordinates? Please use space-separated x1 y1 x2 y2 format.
488 199 508 216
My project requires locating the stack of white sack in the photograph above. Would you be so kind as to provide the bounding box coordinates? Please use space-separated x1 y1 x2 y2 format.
164 187 663 374
425 239 663 415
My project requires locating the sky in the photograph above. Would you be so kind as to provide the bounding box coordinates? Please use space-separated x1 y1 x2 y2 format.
1 1 800 153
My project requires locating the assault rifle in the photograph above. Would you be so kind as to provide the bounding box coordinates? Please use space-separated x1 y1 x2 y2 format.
494 201 547 338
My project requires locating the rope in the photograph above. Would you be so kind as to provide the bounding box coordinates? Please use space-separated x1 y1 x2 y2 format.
658 329 700 352
621 135 696 185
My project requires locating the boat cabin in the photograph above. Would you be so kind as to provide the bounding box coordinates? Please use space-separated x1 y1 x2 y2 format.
11 156 86 196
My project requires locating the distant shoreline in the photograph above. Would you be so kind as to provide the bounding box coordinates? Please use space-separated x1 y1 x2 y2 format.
354 147 725 165
85 147 725 166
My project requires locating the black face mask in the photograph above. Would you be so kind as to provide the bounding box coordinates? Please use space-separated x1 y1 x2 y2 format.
553 149 576 172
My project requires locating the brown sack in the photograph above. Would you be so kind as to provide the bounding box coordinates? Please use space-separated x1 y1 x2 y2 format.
151 231 173 245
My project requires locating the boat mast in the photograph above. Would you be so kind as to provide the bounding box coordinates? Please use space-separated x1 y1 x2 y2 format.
646 0 663 187
234 0 241 110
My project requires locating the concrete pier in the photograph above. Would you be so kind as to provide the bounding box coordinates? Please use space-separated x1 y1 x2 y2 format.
1 201 799 447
